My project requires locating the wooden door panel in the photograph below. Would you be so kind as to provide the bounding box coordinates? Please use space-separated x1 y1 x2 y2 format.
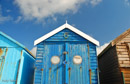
67 43 89 84
42 43 65 84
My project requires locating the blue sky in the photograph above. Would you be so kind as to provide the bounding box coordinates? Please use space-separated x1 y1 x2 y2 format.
0 0 130 52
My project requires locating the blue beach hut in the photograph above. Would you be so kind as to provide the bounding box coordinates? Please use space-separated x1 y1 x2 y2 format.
0 32 35 84
34 23 99 84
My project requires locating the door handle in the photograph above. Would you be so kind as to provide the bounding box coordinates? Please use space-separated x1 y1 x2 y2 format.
63 60 67 64
63 51 68 55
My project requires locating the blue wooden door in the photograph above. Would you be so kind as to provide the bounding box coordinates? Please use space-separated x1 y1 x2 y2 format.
42 42 65 84
41 42 89 84
66 42 89 84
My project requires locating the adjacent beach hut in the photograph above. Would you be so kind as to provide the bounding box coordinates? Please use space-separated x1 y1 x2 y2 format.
34 22 99 84
0 32 35 84
98 28 130 84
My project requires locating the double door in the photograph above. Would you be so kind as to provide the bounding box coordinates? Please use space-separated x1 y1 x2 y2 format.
42 42 90 84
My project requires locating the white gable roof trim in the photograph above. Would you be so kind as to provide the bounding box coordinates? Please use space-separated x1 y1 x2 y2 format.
34 23 100 46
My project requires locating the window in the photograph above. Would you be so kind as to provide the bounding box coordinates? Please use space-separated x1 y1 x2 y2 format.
73 55 82 64
51 56 60 65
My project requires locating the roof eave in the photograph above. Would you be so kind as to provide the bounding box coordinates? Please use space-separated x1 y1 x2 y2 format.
0 31 35 58
66 24 99 46
34 23 99 46
25 48 36 59
98 42 112 58
0 32 26 48
34 24 66 45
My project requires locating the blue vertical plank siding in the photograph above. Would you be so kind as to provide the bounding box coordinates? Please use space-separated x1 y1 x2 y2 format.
0 48 22 84
0 32 35 84
67 42 90 84
34 28 99 84
20 51 35 84
34 42 65 84
89 42 98 84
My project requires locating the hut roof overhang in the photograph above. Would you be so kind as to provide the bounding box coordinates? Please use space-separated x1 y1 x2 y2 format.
34 23 99 46
0 31 35 58
98 28 130 58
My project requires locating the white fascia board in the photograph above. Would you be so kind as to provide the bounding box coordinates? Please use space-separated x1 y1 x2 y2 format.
34 23 100 46
66 24 99 46
34 24 66 45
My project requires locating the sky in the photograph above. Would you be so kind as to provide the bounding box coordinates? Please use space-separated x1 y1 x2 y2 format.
0 0 130 55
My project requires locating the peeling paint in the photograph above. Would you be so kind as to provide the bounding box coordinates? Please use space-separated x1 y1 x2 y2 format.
80 67 82 84
0 48 8 80
89 69 92 84
56 67 58 84
49 68 51 80
69 67 71 84
0 48 3 56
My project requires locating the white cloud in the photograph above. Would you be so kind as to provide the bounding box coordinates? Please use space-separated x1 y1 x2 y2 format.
52 17 57 22
15 0 102 21
96 42 110 55
6 9 11 13
125 0 130 6
14 16 22 23
0 5 12 24
30 47 37 57
72 24 76 27
0 15 12 24
90 0 102 6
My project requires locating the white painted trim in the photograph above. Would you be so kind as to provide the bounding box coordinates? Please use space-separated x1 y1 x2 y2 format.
34 23 99 46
